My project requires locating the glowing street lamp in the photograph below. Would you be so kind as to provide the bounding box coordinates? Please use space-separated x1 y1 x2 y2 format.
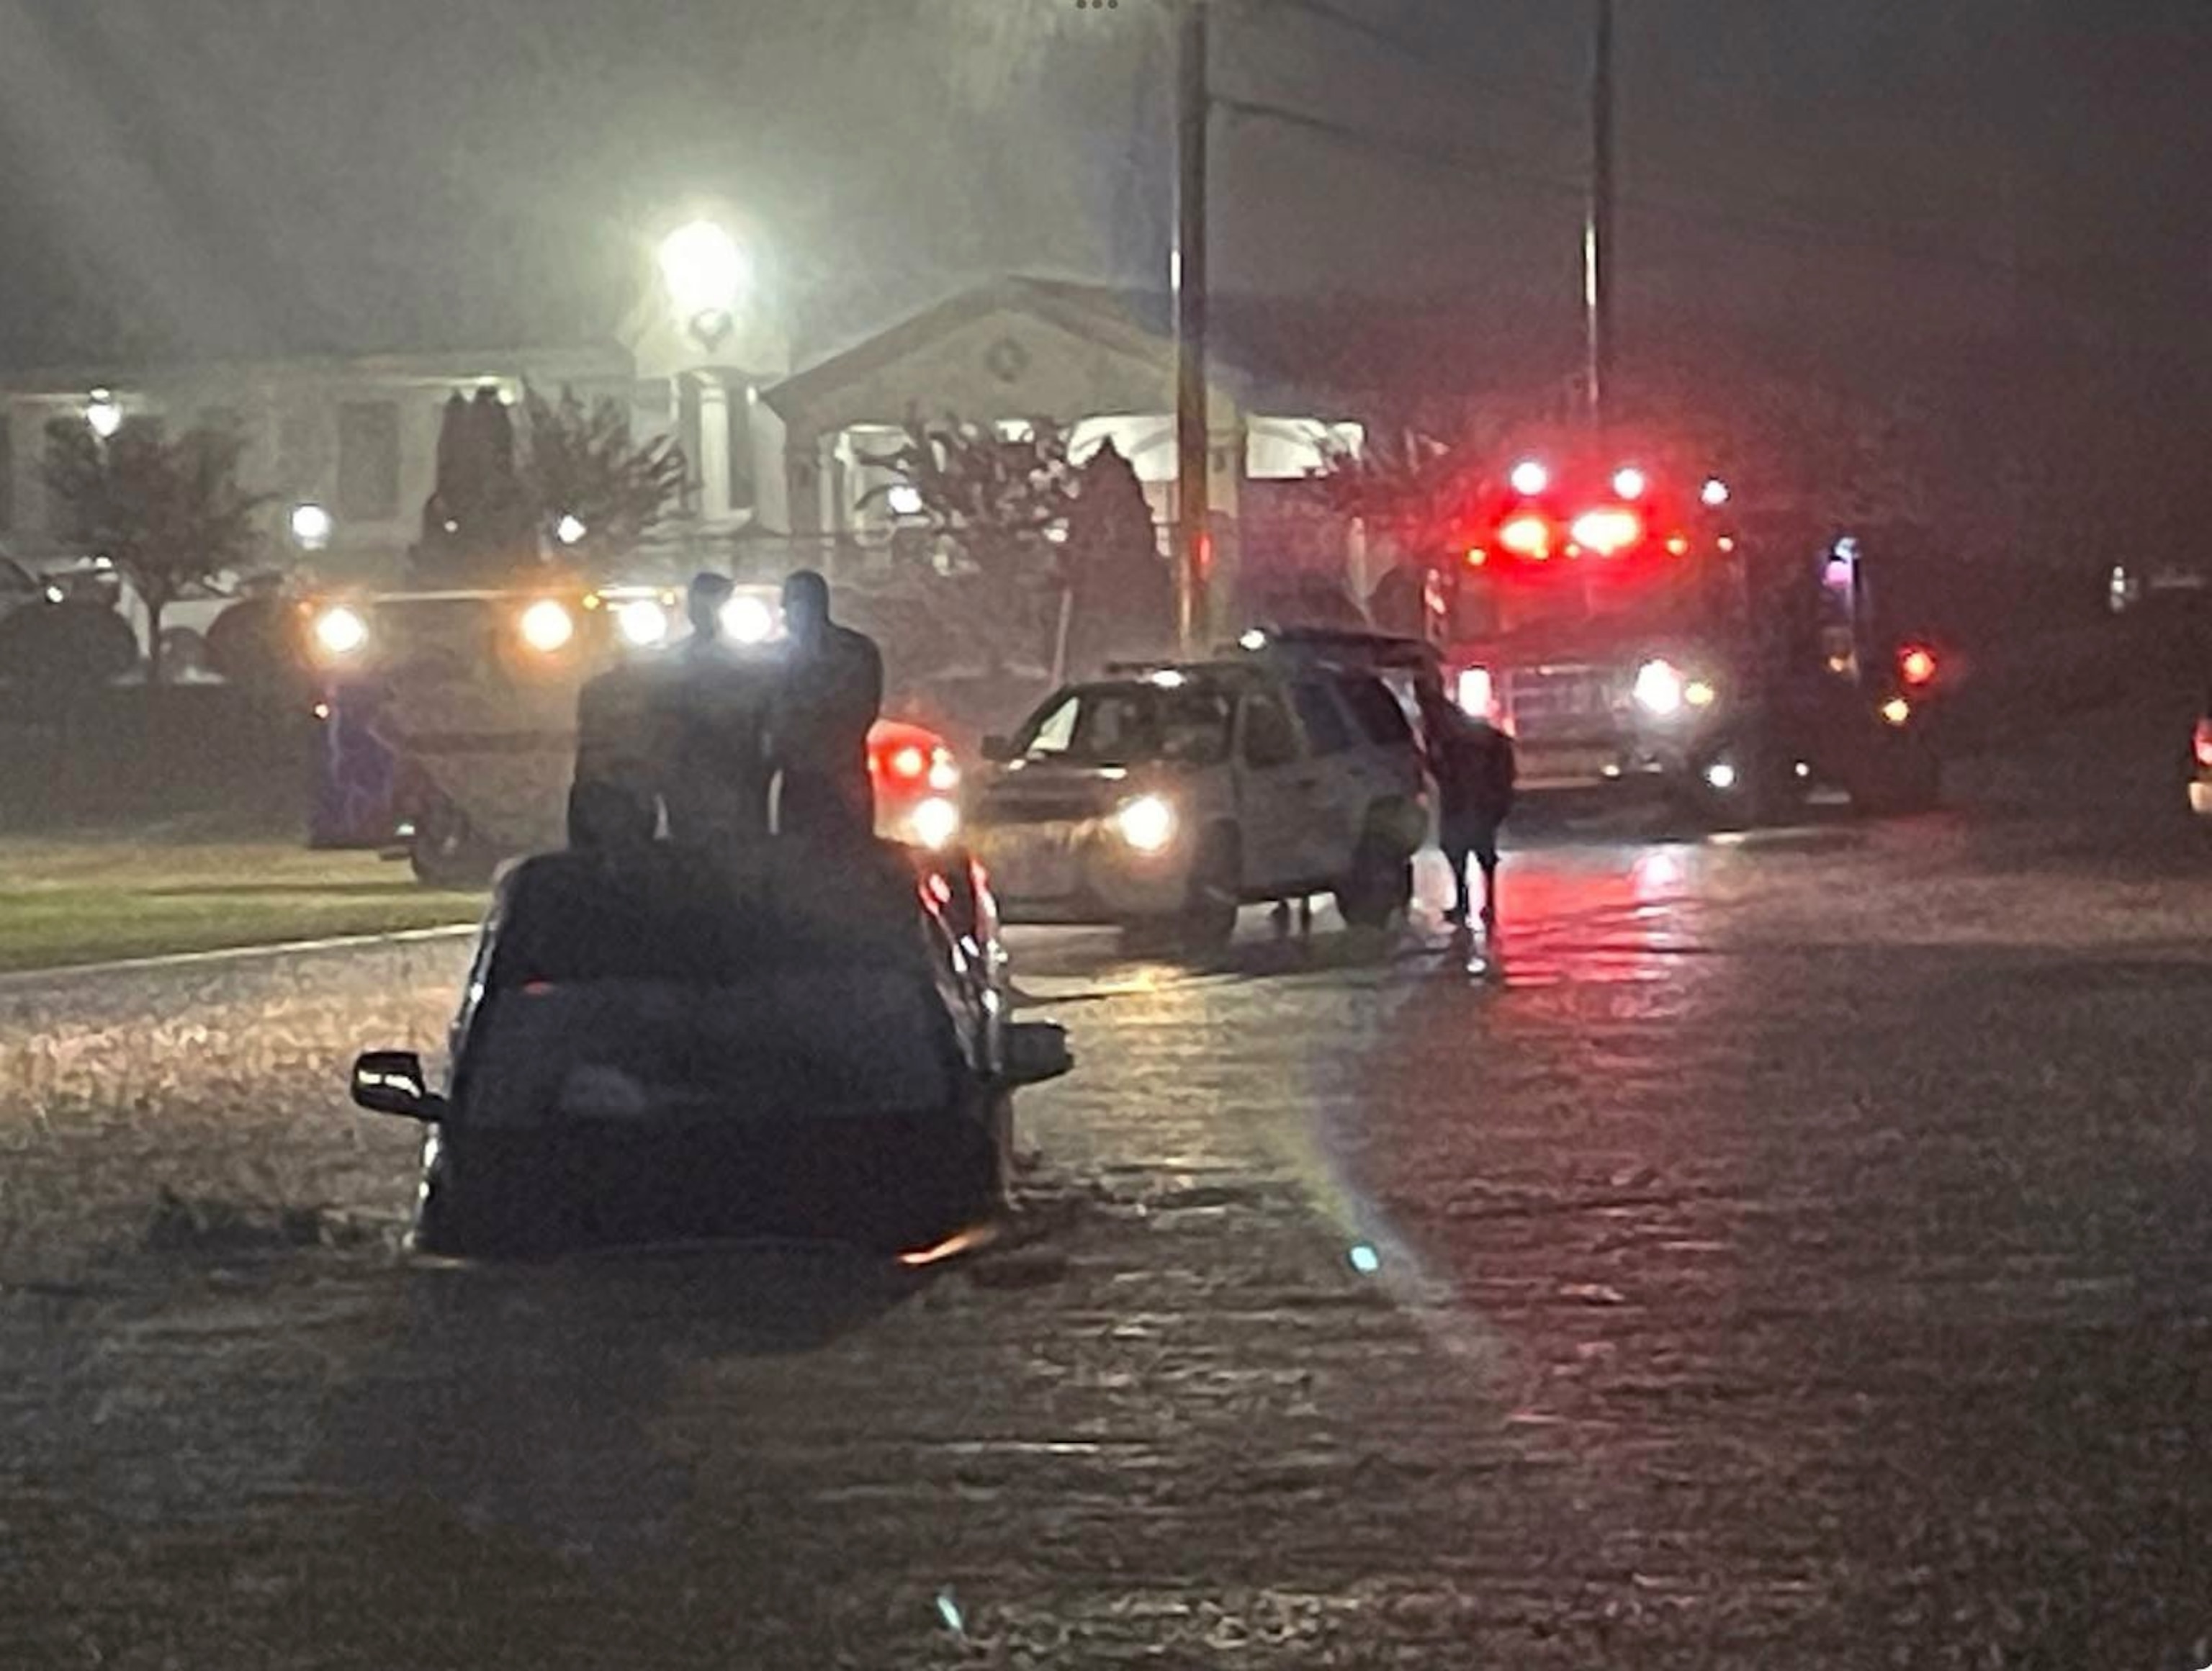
85 388 123 441
290 503 334 551
657 220 747 351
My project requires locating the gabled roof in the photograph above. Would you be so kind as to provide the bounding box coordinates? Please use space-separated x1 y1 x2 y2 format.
763 276 1181 423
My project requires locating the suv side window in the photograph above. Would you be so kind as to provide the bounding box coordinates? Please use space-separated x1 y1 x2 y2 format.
1336 675 1415 749
1290 681 1355 755
1241 690 1302 769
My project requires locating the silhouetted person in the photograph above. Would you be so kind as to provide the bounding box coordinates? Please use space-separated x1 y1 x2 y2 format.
567 658 662 851
1419 688 1516 931
772 569 883 843
656 573 776 848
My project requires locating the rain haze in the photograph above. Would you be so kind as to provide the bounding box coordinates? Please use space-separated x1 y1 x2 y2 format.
6 2 2210 360
8 5 2212 1668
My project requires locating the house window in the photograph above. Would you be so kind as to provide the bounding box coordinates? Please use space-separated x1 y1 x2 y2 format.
336 401 400 522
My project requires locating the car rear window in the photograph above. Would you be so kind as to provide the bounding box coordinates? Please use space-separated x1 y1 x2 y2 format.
1290 680 1356 755
1336 675 1414 748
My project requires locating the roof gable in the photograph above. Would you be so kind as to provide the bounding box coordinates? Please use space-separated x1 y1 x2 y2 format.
765 277 1197 433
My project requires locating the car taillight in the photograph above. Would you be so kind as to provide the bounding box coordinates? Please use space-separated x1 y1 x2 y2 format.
2194 719 2212 770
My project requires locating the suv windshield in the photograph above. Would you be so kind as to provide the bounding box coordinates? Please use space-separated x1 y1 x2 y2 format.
1017 683 1233 767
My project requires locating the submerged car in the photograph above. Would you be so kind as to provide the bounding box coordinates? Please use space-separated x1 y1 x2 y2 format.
350 837 1069 1260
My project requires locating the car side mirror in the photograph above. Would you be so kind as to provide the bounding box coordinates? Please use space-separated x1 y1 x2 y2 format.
351 1050 448 1122
980 734 1016 763
1001 1020 1072 1087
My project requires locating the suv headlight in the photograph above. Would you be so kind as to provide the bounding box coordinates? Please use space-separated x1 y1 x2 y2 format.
1633 658 1686 716
1113 794 1177 853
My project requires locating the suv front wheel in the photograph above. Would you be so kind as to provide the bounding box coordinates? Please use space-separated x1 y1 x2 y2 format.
1336 815 1413 930
1178 825 1242 952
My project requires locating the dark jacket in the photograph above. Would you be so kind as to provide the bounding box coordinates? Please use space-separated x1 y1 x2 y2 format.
772 623 883 783
1426 707 1516 832
656 638 778 845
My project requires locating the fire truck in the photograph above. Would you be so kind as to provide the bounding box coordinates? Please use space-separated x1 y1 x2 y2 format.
301 576 963 886
1427 453 1944 825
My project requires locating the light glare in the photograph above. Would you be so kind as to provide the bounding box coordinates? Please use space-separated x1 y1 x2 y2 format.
313 605 369 657
518 599 575 653
1115 794 1177 853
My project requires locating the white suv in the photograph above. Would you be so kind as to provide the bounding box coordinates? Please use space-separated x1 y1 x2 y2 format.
969 660 1426 947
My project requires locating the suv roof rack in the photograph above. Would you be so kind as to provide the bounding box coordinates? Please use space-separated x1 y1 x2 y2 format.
1231 626 1442 669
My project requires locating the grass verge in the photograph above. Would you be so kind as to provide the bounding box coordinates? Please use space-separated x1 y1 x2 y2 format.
0 838 482 973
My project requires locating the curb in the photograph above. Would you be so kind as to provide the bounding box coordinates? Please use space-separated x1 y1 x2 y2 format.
0 922 480 990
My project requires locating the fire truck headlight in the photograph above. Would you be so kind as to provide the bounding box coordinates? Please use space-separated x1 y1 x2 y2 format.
518 599 576 654
909 796 962 851
1113 794 1177 854
721 594 777 645
313 605 370 659
615 598 671 648
1572 507 1644 556
1634 658 1686 717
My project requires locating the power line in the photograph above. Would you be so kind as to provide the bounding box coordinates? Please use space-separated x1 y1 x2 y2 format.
1215 92 2054 291
1242 0 2056 284
1258 0 1583 138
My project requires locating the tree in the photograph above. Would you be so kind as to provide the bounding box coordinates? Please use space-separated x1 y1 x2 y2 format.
863 413 1079 576
42 418 266 687
1307 426 1457 548
1062 438 1170 675
413 388 535 582
860 413 1082 673
519 383 688 559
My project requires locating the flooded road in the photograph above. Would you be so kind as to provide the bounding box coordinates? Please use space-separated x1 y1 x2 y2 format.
4 708 2212 1666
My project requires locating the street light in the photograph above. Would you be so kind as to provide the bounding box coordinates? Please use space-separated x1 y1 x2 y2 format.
85 389 122 440
290 503 333 551
658 220 747 351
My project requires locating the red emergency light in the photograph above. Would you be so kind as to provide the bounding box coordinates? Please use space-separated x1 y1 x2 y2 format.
1899 646 1939 688
2195 718 2212 770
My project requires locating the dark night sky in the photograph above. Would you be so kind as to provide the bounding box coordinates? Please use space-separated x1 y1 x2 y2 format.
2 1 2209 382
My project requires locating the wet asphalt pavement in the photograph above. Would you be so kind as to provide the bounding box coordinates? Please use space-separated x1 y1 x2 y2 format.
4 692 2212 1667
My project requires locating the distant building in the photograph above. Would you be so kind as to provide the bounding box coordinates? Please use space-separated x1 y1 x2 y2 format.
0 274 1368 606
0 285 791 577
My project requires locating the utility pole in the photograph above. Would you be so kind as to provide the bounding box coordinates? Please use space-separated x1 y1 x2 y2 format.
1583 0 1616 430
1174 0 1210 654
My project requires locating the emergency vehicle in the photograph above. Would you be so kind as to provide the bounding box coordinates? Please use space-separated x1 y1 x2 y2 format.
1424 454 1943 825
300 576 961 885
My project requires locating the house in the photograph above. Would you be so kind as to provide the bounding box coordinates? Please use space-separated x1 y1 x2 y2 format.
760 276 1364 603
0 292 789 579
0 274 1372 605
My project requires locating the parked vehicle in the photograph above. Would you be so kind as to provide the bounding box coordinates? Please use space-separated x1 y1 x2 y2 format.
304 579 965 886
966 656 1426 948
